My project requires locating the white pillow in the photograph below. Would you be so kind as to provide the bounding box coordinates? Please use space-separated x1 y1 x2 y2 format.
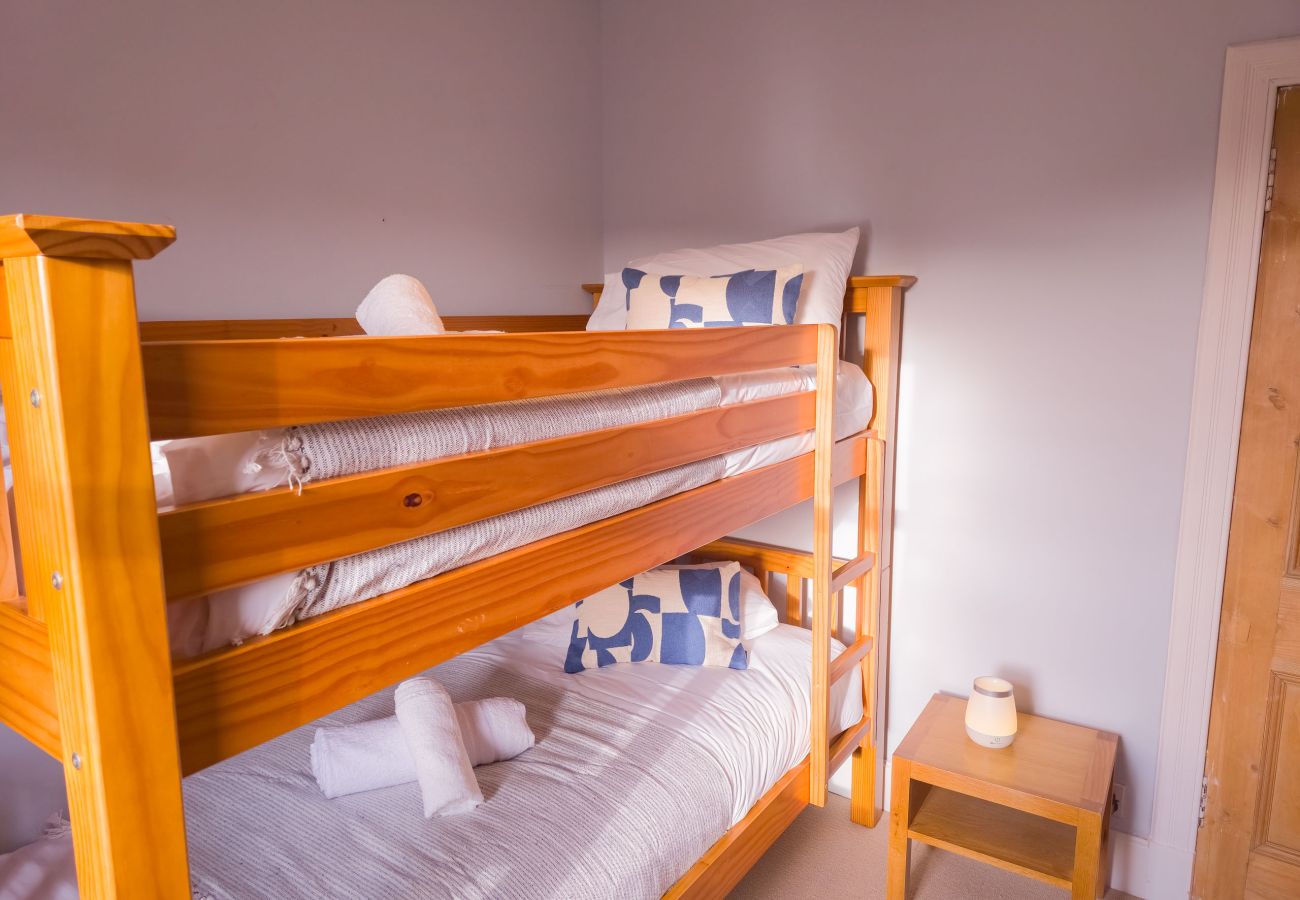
355 274 444 336
589 228 860 331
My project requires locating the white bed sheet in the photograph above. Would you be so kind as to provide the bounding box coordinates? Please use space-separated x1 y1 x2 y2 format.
502 620 864 824
0 623 864 900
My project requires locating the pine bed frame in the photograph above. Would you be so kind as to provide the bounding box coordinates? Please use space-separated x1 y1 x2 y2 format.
0 214 911 899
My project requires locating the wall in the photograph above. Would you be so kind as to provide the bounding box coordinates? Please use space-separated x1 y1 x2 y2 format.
0 0 602 853
0 0 602 322
600 0 1300 839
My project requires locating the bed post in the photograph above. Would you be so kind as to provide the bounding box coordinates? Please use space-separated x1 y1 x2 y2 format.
848 277 908 827
0 215 190 898
809 323 838 807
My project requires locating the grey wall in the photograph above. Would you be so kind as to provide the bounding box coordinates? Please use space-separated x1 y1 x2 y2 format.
599 0 1300 837
0 0 602 322
0 0 602 853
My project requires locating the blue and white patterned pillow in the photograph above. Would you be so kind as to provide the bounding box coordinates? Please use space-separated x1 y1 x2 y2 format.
564 562 748 672
622 266 804 330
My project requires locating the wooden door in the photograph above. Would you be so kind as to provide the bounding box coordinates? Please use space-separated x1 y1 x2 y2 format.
1194 86 1300 900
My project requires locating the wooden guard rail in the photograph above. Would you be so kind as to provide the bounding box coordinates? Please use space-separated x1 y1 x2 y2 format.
142 326 817 439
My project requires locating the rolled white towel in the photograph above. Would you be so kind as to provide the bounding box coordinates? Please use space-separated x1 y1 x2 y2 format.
394 677 482 817
310 698 534 799
356 274 444 336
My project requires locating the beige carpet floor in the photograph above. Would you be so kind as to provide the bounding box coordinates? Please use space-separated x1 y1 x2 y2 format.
729 794 1139 899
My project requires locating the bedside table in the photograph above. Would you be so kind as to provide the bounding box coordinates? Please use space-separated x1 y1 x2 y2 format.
888 693 1118 900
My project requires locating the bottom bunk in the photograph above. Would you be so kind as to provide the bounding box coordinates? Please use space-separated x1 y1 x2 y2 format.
0 545 866 900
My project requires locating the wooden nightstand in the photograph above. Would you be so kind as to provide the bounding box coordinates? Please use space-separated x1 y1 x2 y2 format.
888 693 1118 900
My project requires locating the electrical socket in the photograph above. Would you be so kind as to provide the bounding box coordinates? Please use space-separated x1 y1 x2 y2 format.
1111 783 1126 817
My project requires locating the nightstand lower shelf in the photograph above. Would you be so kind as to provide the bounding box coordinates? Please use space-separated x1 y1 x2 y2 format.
907 785 1074 888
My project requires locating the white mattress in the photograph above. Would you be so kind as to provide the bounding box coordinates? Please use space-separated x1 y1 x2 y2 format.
0 623 863 900
164 365 871 658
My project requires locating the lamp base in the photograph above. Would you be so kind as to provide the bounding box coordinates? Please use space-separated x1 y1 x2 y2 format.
966 724 1015 749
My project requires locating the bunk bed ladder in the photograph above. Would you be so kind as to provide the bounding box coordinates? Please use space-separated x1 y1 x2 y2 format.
0 216 191 899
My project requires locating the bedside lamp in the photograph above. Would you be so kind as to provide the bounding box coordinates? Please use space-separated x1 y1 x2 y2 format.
965 676 1017 748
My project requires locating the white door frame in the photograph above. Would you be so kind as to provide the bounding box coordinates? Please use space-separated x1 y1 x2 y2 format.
1135 35 1300 900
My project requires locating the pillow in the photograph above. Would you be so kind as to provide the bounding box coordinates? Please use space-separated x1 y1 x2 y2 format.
623 266 804 330
565 562 748 672
528 563 779 647
355 273 444 336
662 563 780 642
588 227 860 331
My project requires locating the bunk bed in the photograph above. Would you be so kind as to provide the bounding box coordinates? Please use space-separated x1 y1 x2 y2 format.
0 214 912 899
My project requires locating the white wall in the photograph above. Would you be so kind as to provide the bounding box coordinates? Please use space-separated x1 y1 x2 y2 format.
0 0 602 853
600 0 1300 838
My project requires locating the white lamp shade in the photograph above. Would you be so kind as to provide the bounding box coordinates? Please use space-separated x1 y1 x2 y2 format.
965 676 1017 749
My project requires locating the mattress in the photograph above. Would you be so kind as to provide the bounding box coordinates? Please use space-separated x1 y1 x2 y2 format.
0 623 864 900
165 365 872 658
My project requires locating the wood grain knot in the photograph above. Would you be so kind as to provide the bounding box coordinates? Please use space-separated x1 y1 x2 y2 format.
403 492 423 508
1268 387 1285 410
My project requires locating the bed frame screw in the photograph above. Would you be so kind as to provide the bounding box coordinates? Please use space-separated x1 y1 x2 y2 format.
71 753 81 770
28 389 40 408
403 492 423 508
50 572 63 590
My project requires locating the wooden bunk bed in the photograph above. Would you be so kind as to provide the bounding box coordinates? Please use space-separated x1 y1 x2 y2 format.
0 214 912 899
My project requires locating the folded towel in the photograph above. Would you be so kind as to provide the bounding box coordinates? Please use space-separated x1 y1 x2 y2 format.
310 698 535 799
394 677 483 817
356 274 444 336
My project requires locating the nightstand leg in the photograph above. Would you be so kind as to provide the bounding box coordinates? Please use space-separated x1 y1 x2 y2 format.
1071 811 1103 900
887 759 911 900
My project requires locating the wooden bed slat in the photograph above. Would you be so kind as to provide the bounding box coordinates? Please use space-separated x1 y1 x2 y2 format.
692 536 845 579
159 392 814 599
0 602 60 757
141 326 818 440
139 315 590 341
171 436 866 774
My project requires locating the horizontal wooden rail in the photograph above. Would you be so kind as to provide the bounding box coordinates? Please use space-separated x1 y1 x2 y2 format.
830 551 876 595
139 315 590 342
694 537 845 580
142 325 821 440
172 434 867 774
829 714 874 772
829 635 874 686
0 601 60 757
159 392 814 599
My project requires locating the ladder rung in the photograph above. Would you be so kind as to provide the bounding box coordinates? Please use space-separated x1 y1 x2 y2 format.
829 714 873 771
829 635 873 686
830 551 875 594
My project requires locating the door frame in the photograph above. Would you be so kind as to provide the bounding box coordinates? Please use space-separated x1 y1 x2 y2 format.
1144 35 1300 899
